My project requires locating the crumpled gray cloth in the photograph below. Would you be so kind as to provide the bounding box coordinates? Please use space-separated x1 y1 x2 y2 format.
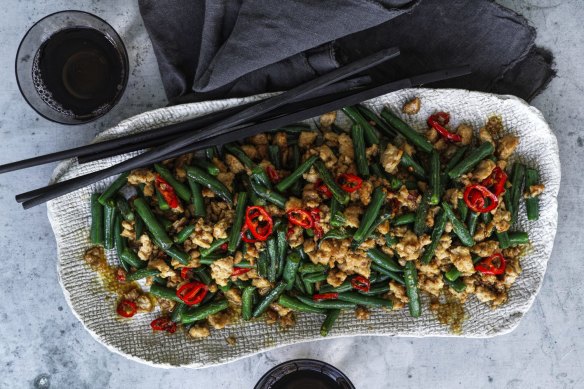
138 0 554 103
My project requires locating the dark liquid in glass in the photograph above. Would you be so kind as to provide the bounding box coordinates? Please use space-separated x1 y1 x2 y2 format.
35 27 124 118
272 370 340 389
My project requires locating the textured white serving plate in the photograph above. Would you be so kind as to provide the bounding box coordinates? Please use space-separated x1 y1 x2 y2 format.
47 89 560 368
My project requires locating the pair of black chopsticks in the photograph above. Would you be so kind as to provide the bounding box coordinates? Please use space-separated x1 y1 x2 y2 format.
2 46 471 209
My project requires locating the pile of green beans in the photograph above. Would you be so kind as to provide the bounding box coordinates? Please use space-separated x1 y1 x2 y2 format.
86 106 540 339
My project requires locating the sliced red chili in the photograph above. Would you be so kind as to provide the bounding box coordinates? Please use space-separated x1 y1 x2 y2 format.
180 267 192 280
336 173 363 193
313 292 339 301
241 226 260 243
245 206 273 241
220 242 228 252
286 225 296 239
427 112 462 142
231 267 252 277
475 253 506 275
116 299 137 318
463 184 499 213
286 209 314 229
316 180 333 198
177 281 208 306
481 167 508 197
150 317 177 333
154 176 180 208
266 166 280 183
309 208 321 222
312 224 324 239
351 275 370 292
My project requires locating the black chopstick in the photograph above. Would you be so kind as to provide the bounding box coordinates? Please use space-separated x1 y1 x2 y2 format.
0 75 373 174
16 48 399 205
19 65 471 209
77 75 373 165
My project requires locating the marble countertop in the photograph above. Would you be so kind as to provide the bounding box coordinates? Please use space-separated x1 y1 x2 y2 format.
1 1 582 388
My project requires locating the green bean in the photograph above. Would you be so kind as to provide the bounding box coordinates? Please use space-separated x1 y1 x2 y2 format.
444 266 461 282
283 252 302 290
352 186 385 248
443 275 466 293
186 165 233 206
98 172 129 205
362 211 392 242
252 282 287 317
294 273 307 294
297 295 356 310
171 303 188 323
132 198 172 248
278 295 326 314
400 152 427 179
509 162 526 224
457 198 469 221
115 196 135 222
103 199 116 250
90 193 104 245
249 179 286 208
154 163 191 201
429 151 441 205
385 234 397 247
174 224 196 244
496 231 511 249
256 250 269 279
266 236 278 282
227 192 247 253
343 106 379 145
337 291 393 308
155 214 173 231
380 108 433 153
467 211 479 237
443 202 474 247
224 144 272 188
393 213 415 226
302 272 327 283
330 198 347 227
163 245 192 265
318 281 353 293
126 268 160 281
299 263 327 274
276 225 287 279
200 238 229 258
362 283 391 296
414 192 431 235
314 159 349 205
320 309 341 337
242 286 256 320
420 209 447 265
120 248 145 269
303 276 315 295
193 267 212 285
357 105 398 139
319 228 352 248
503 191 513 225
205 147 216 161
194 159 220 176
113 213 126 257
404 179 418 190
445 146 469 172
524 168 540 221
447 142 495 179
149 283 182 303
367 248 402 273
155 188 170 211
268 145 281 169
187 175 206 217
404 261 421 317
351 124 370 177
181 300 230 324
508 231 530 246
134 213 144 239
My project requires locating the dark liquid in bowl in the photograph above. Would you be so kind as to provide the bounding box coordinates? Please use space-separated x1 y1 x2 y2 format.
272 371 340 389
35 27 124 118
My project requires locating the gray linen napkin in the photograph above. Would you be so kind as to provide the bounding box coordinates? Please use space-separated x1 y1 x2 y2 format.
138 0 554 103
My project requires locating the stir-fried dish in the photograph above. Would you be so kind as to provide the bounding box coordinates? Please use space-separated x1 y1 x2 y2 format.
84 97 544 338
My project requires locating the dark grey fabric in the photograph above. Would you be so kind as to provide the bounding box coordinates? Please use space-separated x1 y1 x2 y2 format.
138 0 554 104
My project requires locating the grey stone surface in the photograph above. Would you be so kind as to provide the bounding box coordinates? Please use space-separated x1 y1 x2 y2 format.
0 0 581 388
